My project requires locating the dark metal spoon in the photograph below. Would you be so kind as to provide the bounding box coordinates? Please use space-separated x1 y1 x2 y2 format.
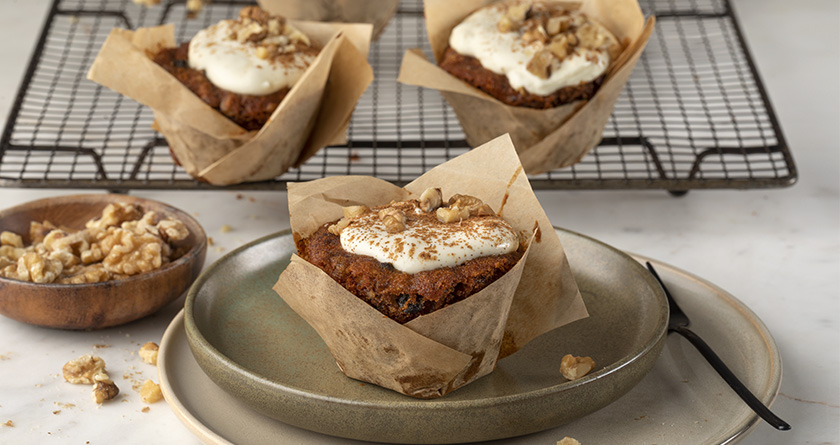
645 262 791 431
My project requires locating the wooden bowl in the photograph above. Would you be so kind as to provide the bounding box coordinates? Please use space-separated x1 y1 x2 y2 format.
0 194 207 330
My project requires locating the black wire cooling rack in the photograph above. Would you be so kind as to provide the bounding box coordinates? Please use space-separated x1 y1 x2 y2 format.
0 0 796 193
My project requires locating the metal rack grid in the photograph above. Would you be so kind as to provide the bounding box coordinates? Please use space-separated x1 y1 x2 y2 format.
0 0 796 192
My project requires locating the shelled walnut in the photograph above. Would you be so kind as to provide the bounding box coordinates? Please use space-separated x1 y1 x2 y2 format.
494 1 620 80
139 380 164 403
62 354 120 404
139 342 159 366
92 373 120 404
0 203 189 284
560 354 595 380
62 355 107 384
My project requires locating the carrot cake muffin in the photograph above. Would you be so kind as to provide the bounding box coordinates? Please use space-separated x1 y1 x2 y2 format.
440 0 621 109
152 6 319 130
296 188 525 323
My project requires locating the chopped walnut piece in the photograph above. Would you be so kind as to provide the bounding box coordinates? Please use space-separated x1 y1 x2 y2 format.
156 217 189 243
236 21 267 43
447 194 495 217
139 380 164 403
328 218 351 236
139 342 159 366
16 252 63 284
497 15 516 32
239 5 272 24
92 372 120 404
100 229 165 276
86 203 143 232
448 194 483 209
57 264 110 284
0 231 23 248
436 206 470 223
526 49 554 79
63 355 107 385
575 22 606 49
522 25 548 44
48 249 81 269
255 46 270 60
546 36 573 60
545 16 570 36
0 245 25 262
557 437 582 445
283 23 311 46
267 18 283 35
342 205 369 219
29 221 58 244
560 354 595 380
506 3 531 22
378 208 406 233
419 188 443 213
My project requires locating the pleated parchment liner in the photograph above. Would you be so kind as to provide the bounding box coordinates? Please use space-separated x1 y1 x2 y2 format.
273 134 587 398
258 0 399 40
398 0 656 175
87 21 373 185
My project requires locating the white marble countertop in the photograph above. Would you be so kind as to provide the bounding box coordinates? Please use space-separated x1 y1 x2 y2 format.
0 0 837 444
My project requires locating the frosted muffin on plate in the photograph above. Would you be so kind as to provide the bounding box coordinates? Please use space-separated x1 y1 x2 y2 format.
296 189 526 324
274 135 587 398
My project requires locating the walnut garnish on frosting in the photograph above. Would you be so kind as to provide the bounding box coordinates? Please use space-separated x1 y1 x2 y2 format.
324 189 521 274
437 194 495 223
494 1 621 80
226 6 312 60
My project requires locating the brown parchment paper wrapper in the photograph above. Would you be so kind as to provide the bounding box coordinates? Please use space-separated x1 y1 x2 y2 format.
258 0 399 40
87 20 373 185
398 0 655 174
272 134 587 398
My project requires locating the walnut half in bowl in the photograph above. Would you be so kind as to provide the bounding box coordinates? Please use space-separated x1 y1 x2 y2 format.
0 194 207 329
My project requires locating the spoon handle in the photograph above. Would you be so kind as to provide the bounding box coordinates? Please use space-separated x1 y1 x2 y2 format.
671 325 791 431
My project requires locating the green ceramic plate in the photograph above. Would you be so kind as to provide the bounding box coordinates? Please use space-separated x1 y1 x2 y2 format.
183 228 668 443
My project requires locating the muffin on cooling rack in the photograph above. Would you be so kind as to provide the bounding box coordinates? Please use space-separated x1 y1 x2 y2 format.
440 0 621 109
87 6 372 185
152 6 320 131
398 0 653 175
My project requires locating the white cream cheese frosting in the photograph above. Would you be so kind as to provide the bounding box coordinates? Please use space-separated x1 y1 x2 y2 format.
188 19 316 96
448 2 614 96
339 202 519 274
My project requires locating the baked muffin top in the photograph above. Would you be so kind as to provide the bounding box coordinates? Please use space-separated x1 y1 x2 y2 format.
449 0 620 96
188 6 318 96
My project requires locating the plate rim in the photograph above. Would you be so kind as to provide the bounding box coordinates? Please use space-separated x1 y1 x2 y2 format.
183 228 668 411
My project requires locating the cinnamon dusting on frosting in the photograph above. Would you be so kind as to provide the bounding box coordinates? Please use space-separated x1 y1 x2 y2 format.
338 193 519 274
